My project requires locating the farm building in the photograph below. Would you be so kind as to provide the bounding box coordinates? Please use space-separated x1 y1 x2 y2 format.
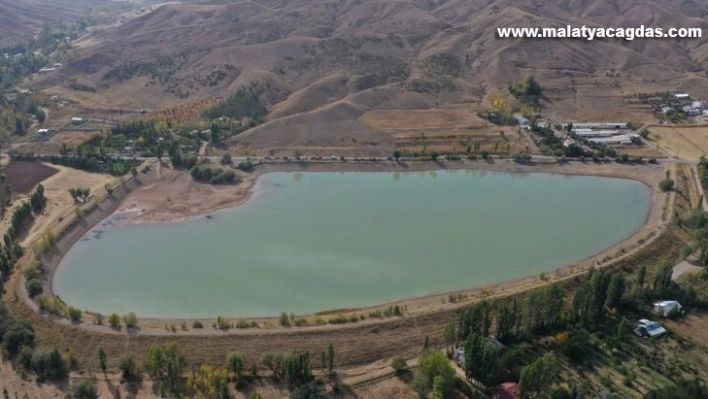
571 122 628 130
653 300 682 317
634 319 667 338
586 134 639 145
71 117 85 125
491 382 520 399
572 129 621 138
516 116 529 126
673 93 690 100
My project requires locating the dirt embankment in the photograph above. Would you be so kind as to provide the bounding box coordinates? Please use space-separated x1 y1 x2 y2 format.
3 158 679 371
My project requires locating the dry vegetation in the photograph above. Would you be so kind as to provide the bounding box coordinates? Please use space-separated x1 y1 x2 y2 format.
647 125 708 162
26 0 708 155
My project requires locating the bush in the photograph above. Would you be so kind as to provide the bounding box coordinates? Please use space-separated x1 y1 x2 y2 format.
280 312 291 327
108 313 121 327
2 321 35 355
192 320 204 328
659 178 675 192
118 355 137 379
94 313 104 325
70 378 97 399
392 356 408 374
123 312 138 328
31 348 66 380
67 306 82 322
25 279 43 298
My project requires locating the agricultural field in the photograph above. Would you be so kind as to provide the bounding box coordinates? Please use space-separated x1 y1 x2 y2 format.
646 125 708 162
2 160 58 194
359 108 485 131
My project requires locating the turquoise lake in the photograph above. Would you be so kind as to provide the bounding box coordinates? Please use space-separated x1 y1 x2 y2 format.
52 170 651 318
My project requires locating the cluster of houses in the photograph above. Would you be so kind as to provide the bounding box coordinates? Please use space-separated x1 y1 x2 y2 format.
662 93 708 118
38 63 62 74
566 122 640 146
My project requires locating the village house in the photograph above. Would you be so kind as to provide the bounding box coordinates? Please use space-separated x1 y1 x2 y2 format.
634 319 667 338
653 300 682 317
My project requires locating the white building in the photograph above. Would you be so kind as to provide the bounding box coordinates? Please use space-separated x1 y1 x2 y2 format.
71 117 85 125
573 129 623 138
571 122 628 130
653 300 682 317
673 93 690 100
586 134 639 145
634 319 667 338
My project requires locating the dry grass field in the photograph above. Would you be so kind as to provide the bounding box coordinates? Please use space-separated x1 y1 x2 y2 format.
359 108 484 131
646 125 708 162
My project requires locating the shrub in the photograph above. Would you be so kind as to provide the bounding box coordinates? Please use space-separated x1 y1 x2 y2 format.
108 313 121 327
280 312 291 326
216 316 230 330
70 378 97 399
659 178 675 192
31 348 66 380
392 356 408 374
67 306 82 322
25 279 43 298
2 321 35 355
94 313 104 325
192 320 204 328
123 312 138 328
118 355 137 379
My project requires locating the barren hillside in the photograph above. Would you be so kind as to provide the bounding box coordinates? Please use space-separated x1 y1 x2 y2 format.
35 0 708 154
0 0 112 48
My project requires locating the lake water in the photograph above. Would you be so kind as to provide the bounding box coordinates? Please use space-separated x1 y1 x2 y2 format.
53 170 650 318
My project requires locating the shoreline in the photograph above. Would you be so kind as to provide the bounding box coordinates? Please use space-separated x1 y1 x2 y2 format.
38 158 666 328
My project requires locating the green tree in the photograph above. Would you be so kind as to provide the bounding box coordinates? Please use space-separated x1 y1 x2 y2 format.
393 150 402 161
261 352 284 378
606 273 626 310
653 261 674 296
31 348 66 380
25 279 43 298
659 178 675 192
98 347 107 379
144 343 187 394
519 352 561 399
108 313 121 327
326 343 335 375
392 356 407 374
221 153 232 165
67 306 82 322
130 166 138 178
118 354 137 379
640 128 650 138
123 312 138 328
636 265 646 288
495 300 516 344
415 351 455 399
227 351 245 385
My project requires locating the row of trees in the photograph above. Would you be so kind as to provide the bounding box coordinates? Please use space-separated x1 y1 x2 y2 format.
131 342 334 398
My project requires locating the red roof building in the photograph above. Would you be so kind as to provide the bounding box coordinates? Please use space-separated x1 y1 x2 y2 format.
491 382 520 399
